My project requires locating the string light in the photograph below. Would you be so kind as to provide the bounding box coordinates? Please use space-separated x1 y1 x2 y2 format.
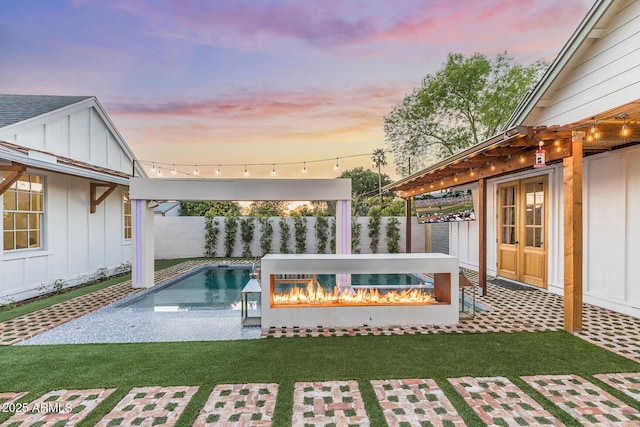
621 115 630 138
139 152 379 178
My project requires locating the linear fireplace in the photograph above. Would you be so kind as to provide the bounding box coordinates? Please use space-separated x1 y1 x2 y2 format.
260 253 459 328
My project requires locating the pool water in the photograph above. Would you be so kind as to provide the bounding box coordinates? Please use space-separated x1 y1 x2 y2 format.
121 267 251 311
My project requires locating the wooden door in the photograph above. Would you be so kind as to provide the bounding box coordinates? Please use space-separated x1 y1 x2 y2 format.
497 176 547 288
497 183 518 280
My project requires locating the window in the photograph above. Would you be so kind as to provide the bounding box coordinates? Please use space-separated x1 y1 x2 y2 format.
3 173 44 251
123 191 132 240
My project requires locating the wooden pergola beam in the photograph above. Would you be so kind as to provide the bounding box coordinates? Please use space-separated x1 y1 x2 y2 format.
90 183 118 214
563 132 584 333
0 164 27 196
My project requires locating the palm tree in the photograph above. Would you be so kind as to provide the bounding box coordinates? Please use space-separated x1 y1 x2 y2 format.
371 148 387 205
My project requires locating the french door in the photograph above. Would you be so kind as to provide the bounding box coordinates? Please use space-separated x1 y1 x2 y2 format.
497 176 547 288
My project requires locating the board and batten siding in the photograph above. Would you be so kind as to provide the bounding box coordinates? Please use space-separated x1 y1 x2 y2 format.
583 145 640 317
0 172 131 302
0 105 134 176
525 0 640 127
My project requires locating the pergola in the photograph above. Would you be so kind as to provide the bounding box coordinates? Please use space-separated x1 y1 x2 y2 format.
384 100 640 332
128 177 352 288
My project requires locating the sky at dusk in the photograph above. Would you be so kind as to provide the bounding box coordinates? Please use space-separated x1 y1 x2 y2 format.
1 0 594 179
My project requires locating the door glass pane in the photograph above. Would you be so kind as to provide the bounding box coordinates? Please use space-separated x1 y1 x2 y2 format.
535 228 542 247
525 228 534 246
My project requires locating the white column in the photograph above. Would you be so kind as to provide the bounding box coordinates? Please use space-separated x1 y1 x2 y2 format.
132 199 155 288
335 199 352 254
335 199 352 290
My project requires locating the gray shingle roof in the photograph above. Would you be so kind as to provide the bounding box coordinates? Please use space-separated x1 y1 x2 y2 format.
0 94 92 128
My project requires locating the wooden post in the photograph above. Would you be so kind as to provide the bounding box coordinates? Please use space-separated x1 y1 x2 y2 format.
405 197 412 253
563 134 583 333
478 178 487 296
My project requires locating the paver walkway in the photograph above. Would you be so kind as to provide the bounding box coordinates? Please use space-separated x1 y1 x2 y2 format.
1 374 638 426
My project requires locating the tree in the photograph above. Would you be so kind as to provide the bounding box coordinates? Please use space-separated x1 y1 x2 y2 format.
248 201 288 217
384 51 546 176
180 201 240 216
371 148 387 205
338 167 392 215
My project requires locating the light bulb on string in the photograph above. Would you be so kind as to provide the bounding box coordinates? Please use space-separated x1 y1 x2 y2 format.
621 115 630 138
271 164 276 176
151 163 156 172
243 165 249 176
171 164 177 174
302 162 307 174
194 165 199 175
216 165 221 176
334 158 340 171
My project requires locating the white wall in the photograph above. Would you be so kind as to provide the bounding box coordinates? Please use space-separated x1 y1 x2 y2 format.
0 170 131 302
154 216 427 259
583 145 640 317
526 0 640 127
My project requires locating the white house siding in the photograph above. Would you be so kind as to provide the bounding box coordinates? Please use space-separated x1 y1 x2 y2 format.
154 216 426 259
0 104 134 176
583 146 640 317
0 171 131 302
525 0 640 127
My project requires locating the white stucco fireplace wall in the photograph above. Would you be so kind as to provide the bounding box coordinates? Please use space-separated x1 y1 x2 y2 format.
260 253 459 328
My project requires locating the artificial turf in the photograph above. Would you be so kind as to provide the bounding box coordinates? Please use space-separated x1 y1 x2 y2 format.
1 331 638 426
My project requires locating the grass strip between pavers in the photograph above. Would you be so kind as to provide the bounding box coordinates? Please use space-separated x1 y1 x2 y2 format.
1 331 638 426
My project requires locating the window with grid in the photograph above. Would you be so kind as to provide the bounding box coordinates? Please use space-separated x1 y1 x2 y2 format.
3 173 44 251
123 191 132 240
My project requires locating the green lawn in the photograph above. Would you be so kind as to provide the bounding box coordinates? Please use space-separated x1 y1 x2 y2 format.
1 331 638 426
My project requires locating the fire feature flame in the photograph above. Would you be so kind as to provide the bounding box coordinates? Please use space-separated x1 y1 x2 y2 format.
272 281 436 306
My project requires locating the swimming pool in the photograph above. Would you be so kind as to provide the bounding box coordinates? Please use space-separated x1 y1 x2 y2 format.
120 267 251 311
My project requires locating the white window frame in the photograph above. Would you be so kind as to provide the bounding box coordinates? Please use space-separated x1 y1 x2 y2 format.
3 172 45 252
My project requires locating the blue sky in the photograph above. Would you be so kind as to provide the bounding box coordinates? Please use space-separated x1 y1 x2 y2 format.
0 0 594 179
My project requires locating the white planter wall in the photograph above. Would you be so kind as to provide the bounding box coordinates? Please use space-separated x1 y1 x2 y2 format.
154 216 427 259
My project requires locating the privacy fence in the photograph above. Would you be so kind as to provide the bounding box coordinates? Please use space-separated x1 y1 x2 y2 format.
154 216 429 259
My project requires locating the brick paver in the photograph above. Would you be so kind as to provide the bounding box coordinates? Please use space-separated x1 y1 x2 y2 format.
96 386 198 427
193 383 278 426
371 378 465 426
450 376 561 426
523 374 640 425
594 373 640 402
293 380 368 426
0 392 28 406
1 388 115 426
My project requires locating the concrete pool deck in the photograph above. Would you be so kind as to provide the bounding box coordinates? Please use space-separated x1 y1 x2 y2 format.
0 259 638 365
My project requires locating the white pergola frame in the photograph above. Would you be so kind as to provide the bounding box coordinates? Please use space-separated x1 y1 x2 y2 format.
128 177 352 287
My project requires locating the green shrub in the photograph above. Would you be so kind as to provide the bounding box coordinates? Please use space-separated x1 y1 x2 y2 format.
224 214 238 257
386 217 401 253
